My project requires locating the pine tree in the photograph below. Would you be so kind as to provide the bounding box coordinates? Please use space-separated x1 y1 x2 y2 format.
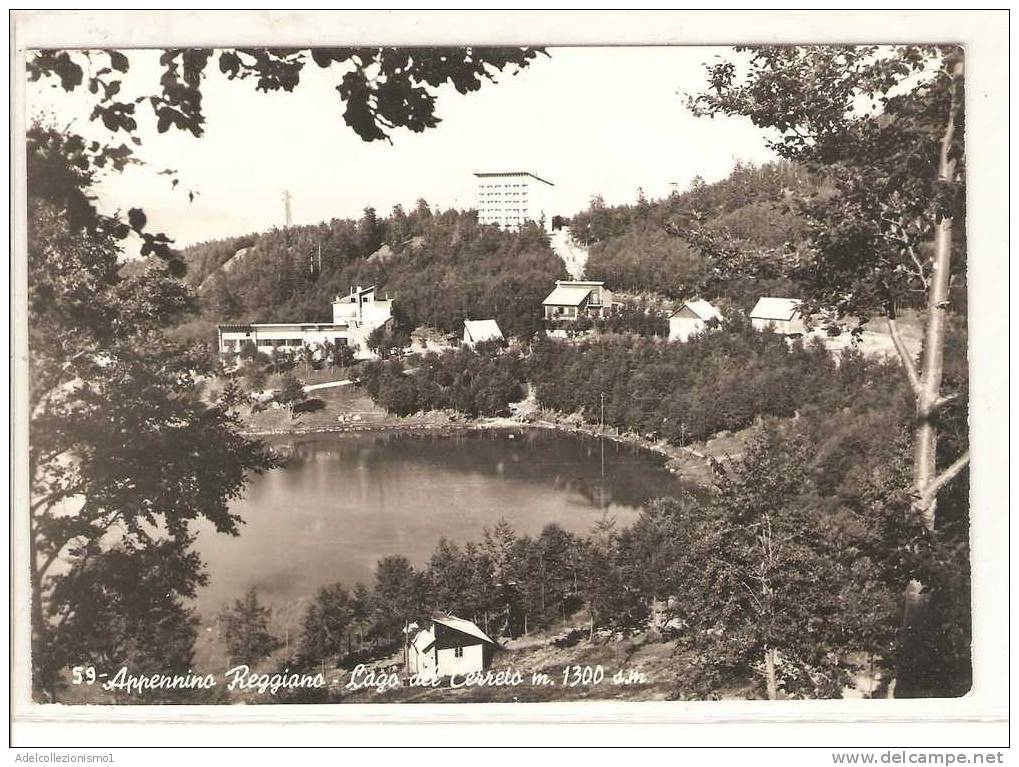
219 589 282 668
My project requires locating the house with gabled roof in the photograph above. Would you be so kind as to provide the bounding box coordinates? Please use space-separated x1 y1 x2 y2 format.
750 297 805 335
406 615 497 678
669 299 723 342
542 280 615 322
463 319 504 347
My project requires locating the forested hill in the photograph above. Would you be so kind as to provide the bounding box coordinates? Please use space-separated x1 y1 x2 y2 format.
571 161 820 309
183 202 566 339
182 161 819 345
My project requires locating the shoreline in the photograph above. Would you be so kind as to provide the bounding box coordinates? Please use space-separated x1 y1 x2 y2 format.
241 413 717 486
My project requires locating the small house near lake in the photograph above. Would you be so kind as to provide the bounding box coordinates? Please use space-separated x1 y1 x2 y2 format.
406 615 497 678
669 299 723 342
542 280 615 321
749 297 804 335
462 319 504 347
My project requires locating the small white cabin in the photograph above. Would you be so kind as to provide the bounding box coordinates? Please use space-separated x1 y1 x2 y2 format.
669 299 722 342
750 297 804 335
406 615 496 679
462 319 504 347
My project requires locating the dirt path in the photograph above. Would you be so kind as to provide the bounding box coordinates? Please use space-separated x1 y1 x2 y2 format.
549 227 589 280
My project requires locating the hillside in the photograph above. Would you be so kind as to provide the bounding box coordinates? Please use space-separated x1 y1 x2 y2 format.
183 202 567 341
181 162 821 351
572 161 817 310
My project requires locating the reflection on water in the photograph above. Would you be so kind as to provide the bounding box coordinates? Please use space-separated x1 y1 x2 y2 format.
192 429 696 615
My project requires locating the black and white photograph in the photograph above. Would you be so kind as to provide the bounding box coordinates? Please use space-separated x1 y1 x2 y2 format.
8 8 1010 755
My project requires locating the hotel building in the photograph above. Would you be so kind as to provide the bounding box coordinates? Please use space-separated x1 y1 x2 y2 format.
474 171 554 232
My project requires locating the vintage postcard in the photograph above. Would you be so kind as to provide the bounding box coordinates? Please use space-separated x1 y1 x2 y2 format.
8 8 1010 752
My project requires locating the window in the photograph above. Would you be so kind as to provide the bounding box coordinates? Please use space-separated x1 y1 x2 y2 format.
454 647 464 658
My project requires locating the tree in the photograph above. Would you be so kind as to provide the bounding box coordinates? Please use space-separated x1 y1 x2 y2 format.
219 588 282 668
688 45 969 696
414 198 433 222
298 583 353 666
617 497 697 609
274 372 307 417
269 344 294 376
371 556 426 645
359 206 383 254
460 542 497 632
240 356 269 393
45 539 205 703
298 343 318 375
386 204 409 246
321 339 355 373
426 538 469 615
584 513 638 636
367 324 408 360
674 425 900 699
329 341 356 371
482 518 518 585
635 186 651 221
525 524 584 626
482 519 523 637
350 583 373 648
27 183 278 698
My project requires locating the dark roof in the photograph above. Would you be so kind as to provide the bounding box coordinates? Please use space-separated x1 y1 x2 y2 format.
473 171 554 187
432 616 495 645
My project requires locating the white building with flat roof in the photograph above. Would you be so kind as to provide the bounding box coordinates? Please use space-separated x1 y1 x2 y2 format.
218 285 393 361
474 171 554 232
332 285 393 329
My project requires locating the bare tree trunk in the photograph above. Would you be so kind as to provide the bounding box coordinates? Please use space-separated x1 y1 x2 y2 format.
893 53 969 699
764 647 779 700
913 202 956 527
28 528 52 700
912 53 966 531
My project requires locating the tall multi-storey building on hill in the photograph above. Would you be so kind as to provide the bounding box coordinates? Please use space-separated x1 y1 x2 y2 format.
474 171 554 232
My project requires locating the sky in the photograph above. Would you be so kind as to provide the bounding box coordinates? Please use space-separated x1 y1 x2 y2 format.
27 46 778 247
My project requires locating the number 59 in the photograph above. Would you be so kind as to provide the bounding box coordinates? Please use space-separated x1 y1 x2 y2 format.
71 666 96 685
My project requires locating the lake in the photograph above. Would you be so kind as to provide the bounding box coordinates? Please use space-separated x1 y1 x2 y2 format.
193 428 697 616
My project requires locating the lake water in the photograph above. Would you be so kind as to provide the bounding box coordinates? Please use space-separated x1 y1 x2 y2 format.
193 428 696 616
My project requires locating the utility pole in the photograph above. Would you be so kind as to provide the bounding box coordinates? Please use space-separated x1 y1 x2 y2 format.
403 619 409 672
600 391 605 509
309 242 321 275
